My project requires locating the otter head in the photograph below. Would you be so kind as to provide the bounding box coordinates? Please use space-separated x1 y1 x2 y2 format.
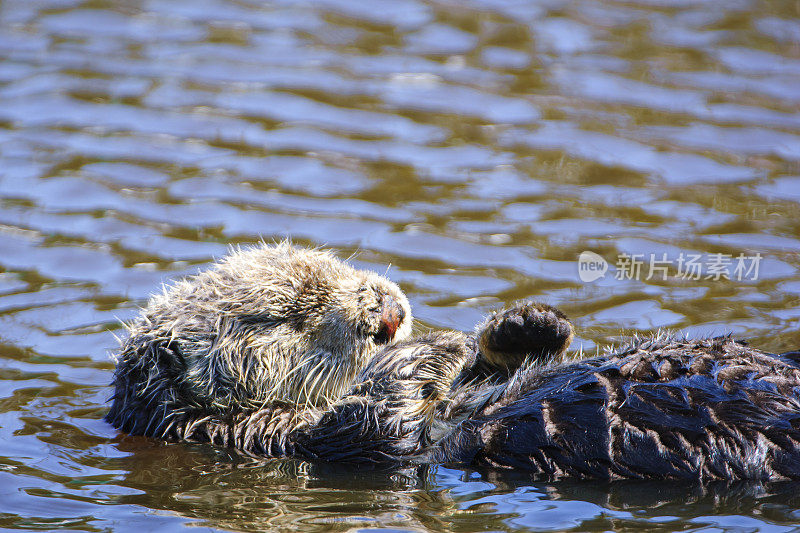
308 268 411 368
128 242 412 415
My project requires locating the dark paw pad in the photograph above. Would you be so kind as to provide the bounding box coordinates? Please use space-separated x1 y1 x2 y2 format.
478 302 573 370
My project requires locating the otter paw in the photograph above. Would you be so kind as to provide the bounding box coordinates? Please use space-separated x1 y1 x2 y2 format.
478 302 573 371
234 404 300 456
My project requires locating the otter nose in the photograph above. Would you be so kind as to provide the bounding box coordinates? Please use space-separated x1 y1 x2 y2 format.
376 295 405 343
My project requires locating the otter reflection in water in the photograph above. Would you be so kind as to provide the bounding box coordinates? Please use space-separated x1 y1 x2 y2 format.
107 243 800 481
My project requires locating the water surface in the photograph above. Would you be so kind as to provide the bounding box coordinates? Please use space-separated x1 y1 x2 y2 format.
1 0 799 530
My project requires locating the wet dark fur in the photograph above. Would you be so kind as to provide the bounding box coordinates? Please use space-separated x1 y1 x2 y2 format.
435 337 800 481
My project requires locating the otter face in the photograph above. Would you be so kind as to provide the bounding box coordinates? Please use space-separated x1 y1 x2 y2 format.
326 275 411 354
124 242 412 417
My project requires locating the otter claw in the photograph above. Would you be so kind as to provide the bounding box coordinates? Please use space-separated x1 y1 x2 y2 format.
478 301 573 371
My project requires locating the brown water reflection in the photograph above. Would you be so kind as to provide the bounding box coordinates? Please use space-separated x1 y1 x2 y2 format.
1 0 799 530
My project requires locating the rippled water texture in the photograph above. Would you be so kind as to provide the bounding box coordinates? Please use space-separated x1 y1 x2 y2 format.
1 0 799 530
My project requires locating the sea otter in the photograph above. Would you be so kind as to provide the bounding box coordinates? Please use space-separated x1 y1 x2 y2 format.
107 243 800 480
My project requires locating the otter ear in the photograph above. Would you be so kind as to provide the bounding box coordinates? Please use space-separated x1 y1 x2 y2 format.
477 301 574 373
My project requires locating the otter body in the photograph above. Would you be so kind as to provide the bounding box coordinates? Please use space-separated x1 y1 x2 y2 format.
107 245 800 481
